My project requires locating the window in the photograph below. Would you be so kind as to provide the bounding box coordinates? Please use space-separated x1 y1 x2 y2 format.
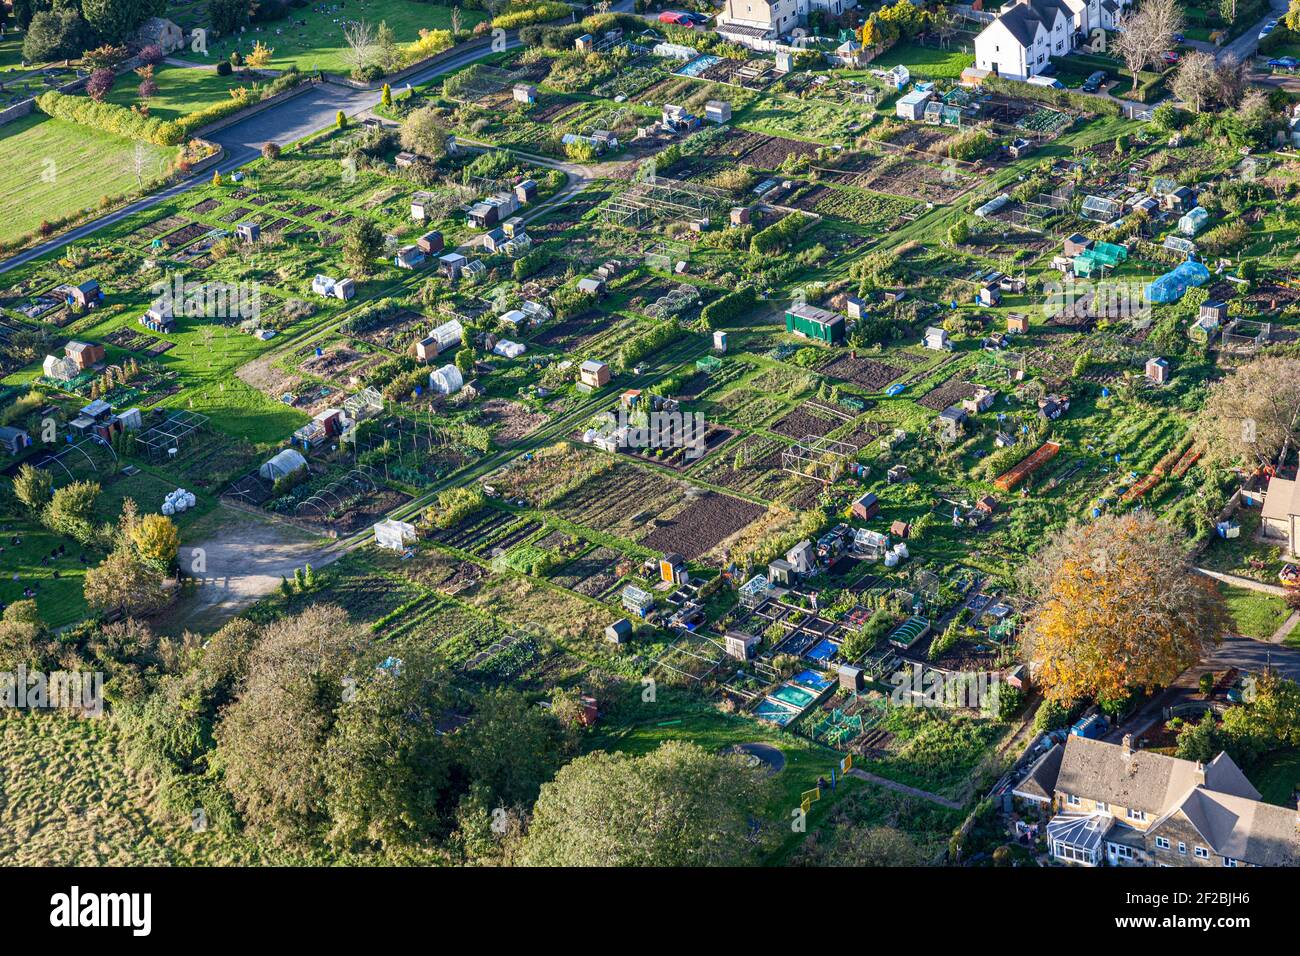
1178 842 1187 855
1127 808 1147 822
1066 793 1080 806
1224 858 1238 867
1110 843 1134 861
1195 847 1209 859
1097 802 1109 812
1155 837 1170 850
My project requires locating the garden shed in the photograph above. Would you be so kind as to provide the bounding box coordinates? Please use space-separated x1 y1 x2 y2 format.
896 88 933 121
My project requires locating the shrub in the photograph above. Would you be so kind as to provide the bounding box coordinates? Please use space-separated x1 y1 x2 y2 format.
216 60 233 77
700 288 756 327
492 1 572 30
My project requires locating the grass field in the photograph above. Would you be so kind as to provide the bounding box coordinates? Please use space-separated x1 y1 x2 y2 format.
0 713 285 865
0 114 174 244
173 1 487 73
105 63 247 121
1218 582 1292 640
870 42 975 80
0 520 91 629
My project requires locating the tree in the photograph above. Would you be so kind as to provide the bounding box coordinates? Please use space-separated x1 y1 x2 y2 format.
130 513 180 572
42 480 100 545
23 10 92 63
246 40 274 69
1171 50 1216 113
1213 53 1247 108
399 106 449 162
453 688 569 808
1287 0 1300 33
519 742 769 866
381 82 392 110
82 44 130 71
454 347 475 379
82 0 148 43
209 0 249 35
323 652 452 849
375 20 400 73
342 217 383 274
83 549 170 617
336 109 347 129
214 605 368 837
451 5 462 36
261 141 281 160
212 169 223 186
12 464 52 513
342 19 377 77
0 600 56 672
1022 513 1228 704
1197 356 1300 469
136 64 158 101
1111 0 1184 94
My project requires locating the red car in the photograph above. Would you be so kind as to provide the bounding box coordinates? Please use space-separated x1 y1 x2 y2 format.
1161 50 1180 64
658 11 693 24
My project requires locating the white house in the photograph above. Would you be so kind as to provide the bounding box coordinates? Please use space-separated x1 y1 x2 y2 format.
972 0 1125 81
716 0 858 51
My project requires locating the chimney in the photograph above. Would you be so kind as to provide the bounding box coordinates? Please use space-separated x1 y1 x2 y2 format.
1194 762 1206 787
1121 734 1133 755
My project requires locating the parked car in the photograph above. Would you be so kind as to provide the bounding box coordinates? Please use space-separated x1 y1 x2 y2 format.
681 11 711 24
1267 56 1298 69
657 11 693 24
1260 18 1279 41
1172 32 1185 43
1081 70 1107 92
1161 50 1179 64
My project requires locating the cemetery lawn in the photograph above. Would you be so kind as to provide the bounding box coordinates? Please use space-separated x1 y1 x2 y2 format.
0 115 174 244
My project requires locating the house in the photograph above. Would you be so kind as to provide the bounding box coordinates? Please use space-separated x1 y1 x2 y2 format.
785 304 845 345
1039 734 1299 867
429 364 464 395
938 406 969 438
395 245 426 270
605 618 633 644
1165 185 1196 212
64 341 104 371
715 0 859 51
973 0 1102 81
1261 473 1300 558
724 629 761 660
417 231 444 255
1007 313 1030 334
0 425 31 455
513 83 537 105
439 253 467 280
923 326 951 351
851 491 880 521
501 217 525 240
578 360 610 388
659 553 688 585
1145 356 1170 385
134 16 184 54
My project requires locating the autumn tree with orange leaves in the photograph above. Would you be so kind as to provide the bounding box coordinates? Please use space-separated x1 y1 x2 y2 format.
1022 513 1228 705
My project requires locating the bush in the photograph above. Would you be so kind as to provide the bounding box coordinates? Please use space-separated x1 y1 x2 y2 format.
216 60 233 76
749 212 810 256
36 90 174 145
700 288 756 327
493 1 572 30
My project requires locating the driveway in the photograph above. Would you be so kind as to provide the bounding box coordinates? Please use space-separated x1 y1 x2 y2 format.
1215 0 1290 62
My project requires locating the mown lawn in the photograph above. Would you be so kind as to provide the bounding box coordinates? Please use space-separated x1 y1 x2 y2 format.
105 63 248 121
870 42 975 80
173 1 487 73
0 115 174 244
1218 582 1292 640
0 518 92 630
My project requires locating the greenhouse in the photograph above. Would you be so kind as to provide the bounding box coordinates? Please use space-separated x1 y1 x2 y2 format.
1146 259 1210 304
1178 206 1210 237
1080 195 1123 222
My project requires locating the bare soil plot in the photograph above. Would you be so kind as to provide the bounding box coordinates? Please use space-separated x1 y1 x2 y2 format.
917 376 979 411
770 402 846 440
641 491 766 560
821 353 906 389
476 399 548 445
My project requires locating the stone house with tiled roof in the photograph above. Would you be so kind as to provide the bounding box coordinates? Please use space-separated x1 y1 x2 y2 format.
1023 734 1299 867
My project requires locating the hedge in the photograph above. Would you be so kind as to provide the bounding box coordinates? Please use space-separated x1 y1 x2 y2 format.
492 1 572 30
36 91 179 145
979 74 1121 117
700 288 756 327
750 212 811 256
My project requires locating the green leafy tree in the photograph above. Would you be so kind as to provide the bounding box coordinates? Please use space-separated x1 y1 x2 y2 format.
12 464 52 513
519 741 769 866
342 218 383 275
42 480 100 545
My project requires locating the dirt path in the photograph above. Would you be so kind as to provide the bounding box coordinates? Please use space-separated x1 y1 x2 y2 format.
170 505 339 632
847 768 963 810
1195 566 1288 597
